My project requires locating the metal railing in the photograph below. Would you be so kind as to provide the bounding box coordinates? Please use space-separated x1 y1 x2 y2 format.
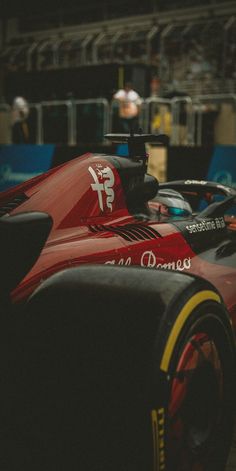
28 98 110 145
1 94 236 146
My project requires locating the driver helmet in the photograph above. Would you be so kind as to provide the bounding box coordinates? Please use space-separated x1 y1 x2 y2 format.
151 188 192 217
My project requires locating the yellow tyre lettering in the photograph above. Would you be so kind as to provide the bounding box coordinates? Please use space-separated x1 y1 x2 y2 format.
151 408 166 471
160 290 221 373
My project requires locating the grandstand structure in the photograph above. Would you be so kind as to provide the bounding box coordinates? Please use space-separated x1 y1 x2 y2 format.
1 1 236 97
0 0 236 146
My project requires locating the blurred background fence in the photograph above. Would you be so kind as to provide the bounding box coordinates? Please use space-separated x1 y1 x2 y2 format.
1 93 236 146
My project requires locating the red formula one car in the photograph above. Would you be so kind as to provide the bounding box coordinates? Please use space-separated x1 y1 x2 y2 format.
1 133 236 471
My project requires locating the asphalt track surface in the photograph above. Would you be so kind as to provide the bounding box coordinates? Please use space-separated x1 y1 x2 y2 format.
226 423 236 470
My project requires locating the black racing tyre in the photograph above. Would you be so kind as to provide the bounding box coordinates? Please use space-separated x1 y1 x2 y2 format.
150 287 236 471
7 265 236 471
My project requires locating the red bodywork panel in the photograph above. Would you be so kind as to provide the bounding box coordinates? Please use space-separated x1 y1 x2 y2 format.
1 152 236 328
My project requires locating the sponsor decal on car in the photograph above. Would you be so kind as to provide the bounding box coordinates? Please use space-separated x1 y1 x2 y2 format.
105 252 191 271
186 216 225 234
141 251 191 271
184 179 208 185
105 257 132 266
88 164 115 211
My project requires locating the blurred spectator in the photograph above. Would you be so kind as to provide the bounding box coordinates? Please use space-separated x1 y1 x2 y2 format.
113 81 142 133
150 77 172 137
152 106 172 136
150 76 161 97
11 96 30 144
